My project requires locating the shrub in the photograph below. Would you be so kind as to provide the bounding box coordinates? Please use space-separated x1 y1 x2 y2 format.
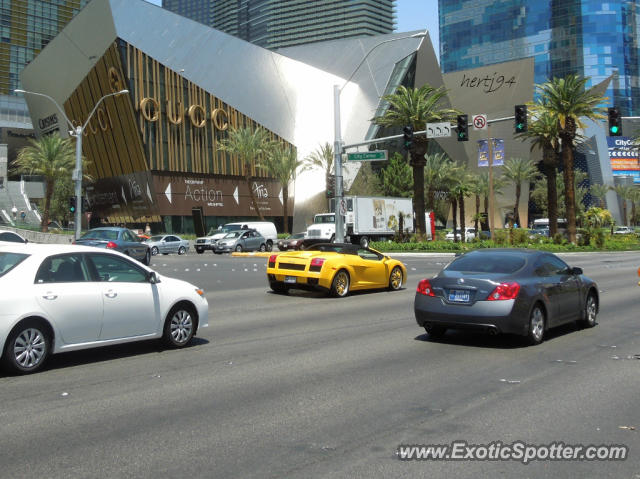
493 229 508 245
595 231 605 248
553 233 564 245
512 228 529 245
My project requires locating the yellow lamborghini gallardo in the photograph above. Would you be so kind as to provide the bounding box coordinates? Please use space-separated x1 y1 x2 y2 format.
266 243 407 297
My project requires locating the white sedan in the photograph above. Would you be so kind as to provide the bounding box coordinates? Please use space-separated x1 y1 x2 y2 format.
0 243 208 374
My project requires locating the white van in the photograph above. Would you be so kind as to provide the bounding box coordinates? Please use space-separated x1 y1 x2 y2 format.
224 221 278 251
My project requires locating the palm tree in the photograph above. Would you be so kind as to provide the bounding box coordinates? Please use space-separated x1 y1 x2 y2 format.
424 152 455 211
611 184 633 226
259 144 301 234
589 183 609 209
476 171 506 230
536 74 607 242
500 157 539 227
12 133 86 232
302 142 334 194
518 105 561 235
219 126 272 220
374 85 459 238
449 167 475 242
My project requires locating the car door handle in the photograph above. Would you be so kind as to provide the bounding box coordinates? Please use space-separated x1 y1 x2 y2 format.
42 293 57 300
105 290 117 298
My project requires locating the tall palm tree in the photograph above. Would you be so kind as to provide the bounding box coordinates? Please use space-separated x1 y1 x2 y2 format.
589 183 610 209
611 184 633 226
258 144 301 234
536 74 607 242
12 133 85 232
220 126 272 220
449 167 475 242
500 157 539 227
302 142 334 194
518 105 561 235
424 152 455 211
374 85 459 238
476 171 506 229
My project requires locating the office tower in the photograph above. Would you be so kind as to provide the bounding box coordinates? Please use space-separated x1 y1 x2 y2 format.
163 0 396 49
161 0 215 28
439 0 640 115
1 0 88 134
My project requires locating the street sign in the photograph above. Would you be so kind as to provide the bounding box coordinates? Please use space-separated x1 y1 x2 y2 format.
426 122 452 138
346 150 388 162
473 114 487 130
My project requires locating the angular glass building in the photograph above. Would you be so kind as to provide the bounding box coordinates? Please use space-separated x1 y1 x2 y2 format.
439 0 640 116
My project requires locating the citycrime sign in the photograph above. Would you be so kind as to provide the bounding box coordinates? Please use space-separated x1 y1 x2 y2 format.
607 136 640 184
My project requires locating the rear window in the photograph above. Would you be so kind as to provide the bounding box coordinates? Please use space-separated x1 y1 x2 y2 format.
81 229 119 240
446 253 526 274
0 252 29 277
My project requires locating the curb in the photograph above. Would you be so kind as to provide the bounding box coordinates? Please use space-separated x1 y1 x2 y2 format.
231 251 273 257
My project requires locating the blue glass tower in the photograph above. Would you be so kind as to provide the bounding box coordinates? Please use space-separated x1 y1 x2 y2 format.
439 0 640 115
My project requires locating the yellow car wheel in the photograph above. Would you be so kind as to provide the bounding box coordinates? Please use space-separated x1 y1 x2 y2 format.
388 266 403 291
331 270 350 297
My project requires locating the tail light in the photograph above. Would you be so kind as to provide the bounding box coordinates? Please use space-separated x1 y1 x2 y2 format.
72 240 76 245
309 257 325 272
487 282 520 301
268 254 277 267
417 279 436 297
106 241 118 249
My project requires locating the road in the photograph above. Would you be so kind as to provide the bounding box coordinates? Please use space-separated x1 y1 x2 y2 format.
1 251 639 478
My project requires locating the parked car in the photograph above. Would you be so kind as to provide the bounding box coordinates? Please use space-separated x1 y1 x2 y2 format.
414 249 598 345
214 229 267 253
0 230 28 244
277 232 306 251
145 234 190 256
0 243 208 374
223 221 278 251
267 243 407 297
445 227 476 242
614 226 634 235
74 227 151 265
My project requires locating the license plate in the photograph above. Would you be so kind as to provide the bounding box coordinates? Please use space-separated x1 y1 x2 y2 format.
285 276 297 284
448 289 470 303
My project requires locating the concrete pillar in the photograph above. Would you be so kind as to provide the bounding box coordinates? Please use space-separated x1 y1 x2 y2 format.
0 144 7 189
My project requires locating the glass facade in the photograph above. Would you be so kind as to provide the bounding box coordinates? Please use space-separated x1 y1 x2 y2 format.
164 0 397 49
439 0 640 115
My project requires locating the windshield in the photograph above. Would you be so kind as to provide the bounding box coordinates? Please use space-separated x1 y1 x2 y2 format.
314 215 335 224
0 252 29 277
223 231 242 239
447 253 526 274
81 229 119 240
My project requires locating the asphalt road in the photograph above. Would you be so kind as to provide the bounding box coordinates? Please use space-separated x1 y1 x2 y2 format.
1 250 639 478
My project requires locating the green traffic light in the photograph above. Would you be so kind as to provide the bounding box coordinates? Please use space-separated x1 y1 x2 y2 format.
516 123 524 131
610 126 619 134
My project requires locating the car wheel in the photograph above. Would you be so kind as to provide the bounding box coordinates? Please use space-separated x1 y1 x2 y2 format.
388 266 403 291
142 249 151 266
580 292 598 328
235 245 243 252
360 236 369 248
2 320 50 374
151 246 159 256
424 325 446 338
178 246 186 255
266 241 273 252
527 304 545 345
259 243 266 252
162 304 196 348
330 269 350 297
270 283 289 294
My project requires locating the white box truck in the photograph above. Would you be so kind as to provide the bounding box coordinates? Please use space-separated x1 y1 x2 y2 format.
306 196 414 248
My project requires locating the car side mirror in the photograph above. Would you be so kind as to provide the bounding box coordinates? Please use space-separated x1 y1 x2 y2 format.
571 267 583 275
147 271 161 284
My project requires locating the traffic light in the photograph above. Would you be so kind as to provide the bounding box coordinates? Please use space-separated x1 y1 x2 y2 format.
326 174 336 198
402 125 414 150
456 115 468 141
81 198 90 213
515 104 528 133
68 196 76 214
608 107 622 136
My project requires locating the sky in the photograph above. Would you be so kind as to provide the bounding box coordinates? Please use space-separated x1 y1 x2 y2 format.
142 0 440 56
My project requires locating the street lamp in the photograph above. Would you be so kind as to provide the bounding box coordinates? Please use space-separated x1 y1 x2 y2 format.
333 32 426 243
15 88 129 239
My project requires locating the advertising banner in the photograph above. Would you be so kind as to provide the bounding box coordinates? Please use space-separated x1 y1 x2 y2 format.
607 136 640 184
477 138 504 167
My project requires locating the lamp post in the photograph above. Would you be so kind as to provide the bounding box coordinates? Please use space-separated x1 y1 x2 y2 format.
15 88 129 239
333 33 425 243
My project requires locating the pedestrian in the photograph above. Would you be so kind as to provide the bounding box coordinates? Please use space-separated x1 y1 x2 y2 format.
20 211 26 222
11 205 17 220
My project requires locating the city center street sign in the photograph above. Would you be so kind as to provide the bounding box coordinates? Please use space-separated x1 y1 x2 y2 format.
426 122 452 138
345 151 388 162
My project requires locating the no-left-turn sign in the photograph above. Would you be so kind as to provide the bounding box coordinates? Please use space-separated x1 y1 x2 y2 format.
473 114 487 130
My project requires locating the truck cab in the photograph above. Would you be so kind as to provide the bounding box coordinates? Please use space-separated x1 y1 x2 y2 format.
305 213 341 242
